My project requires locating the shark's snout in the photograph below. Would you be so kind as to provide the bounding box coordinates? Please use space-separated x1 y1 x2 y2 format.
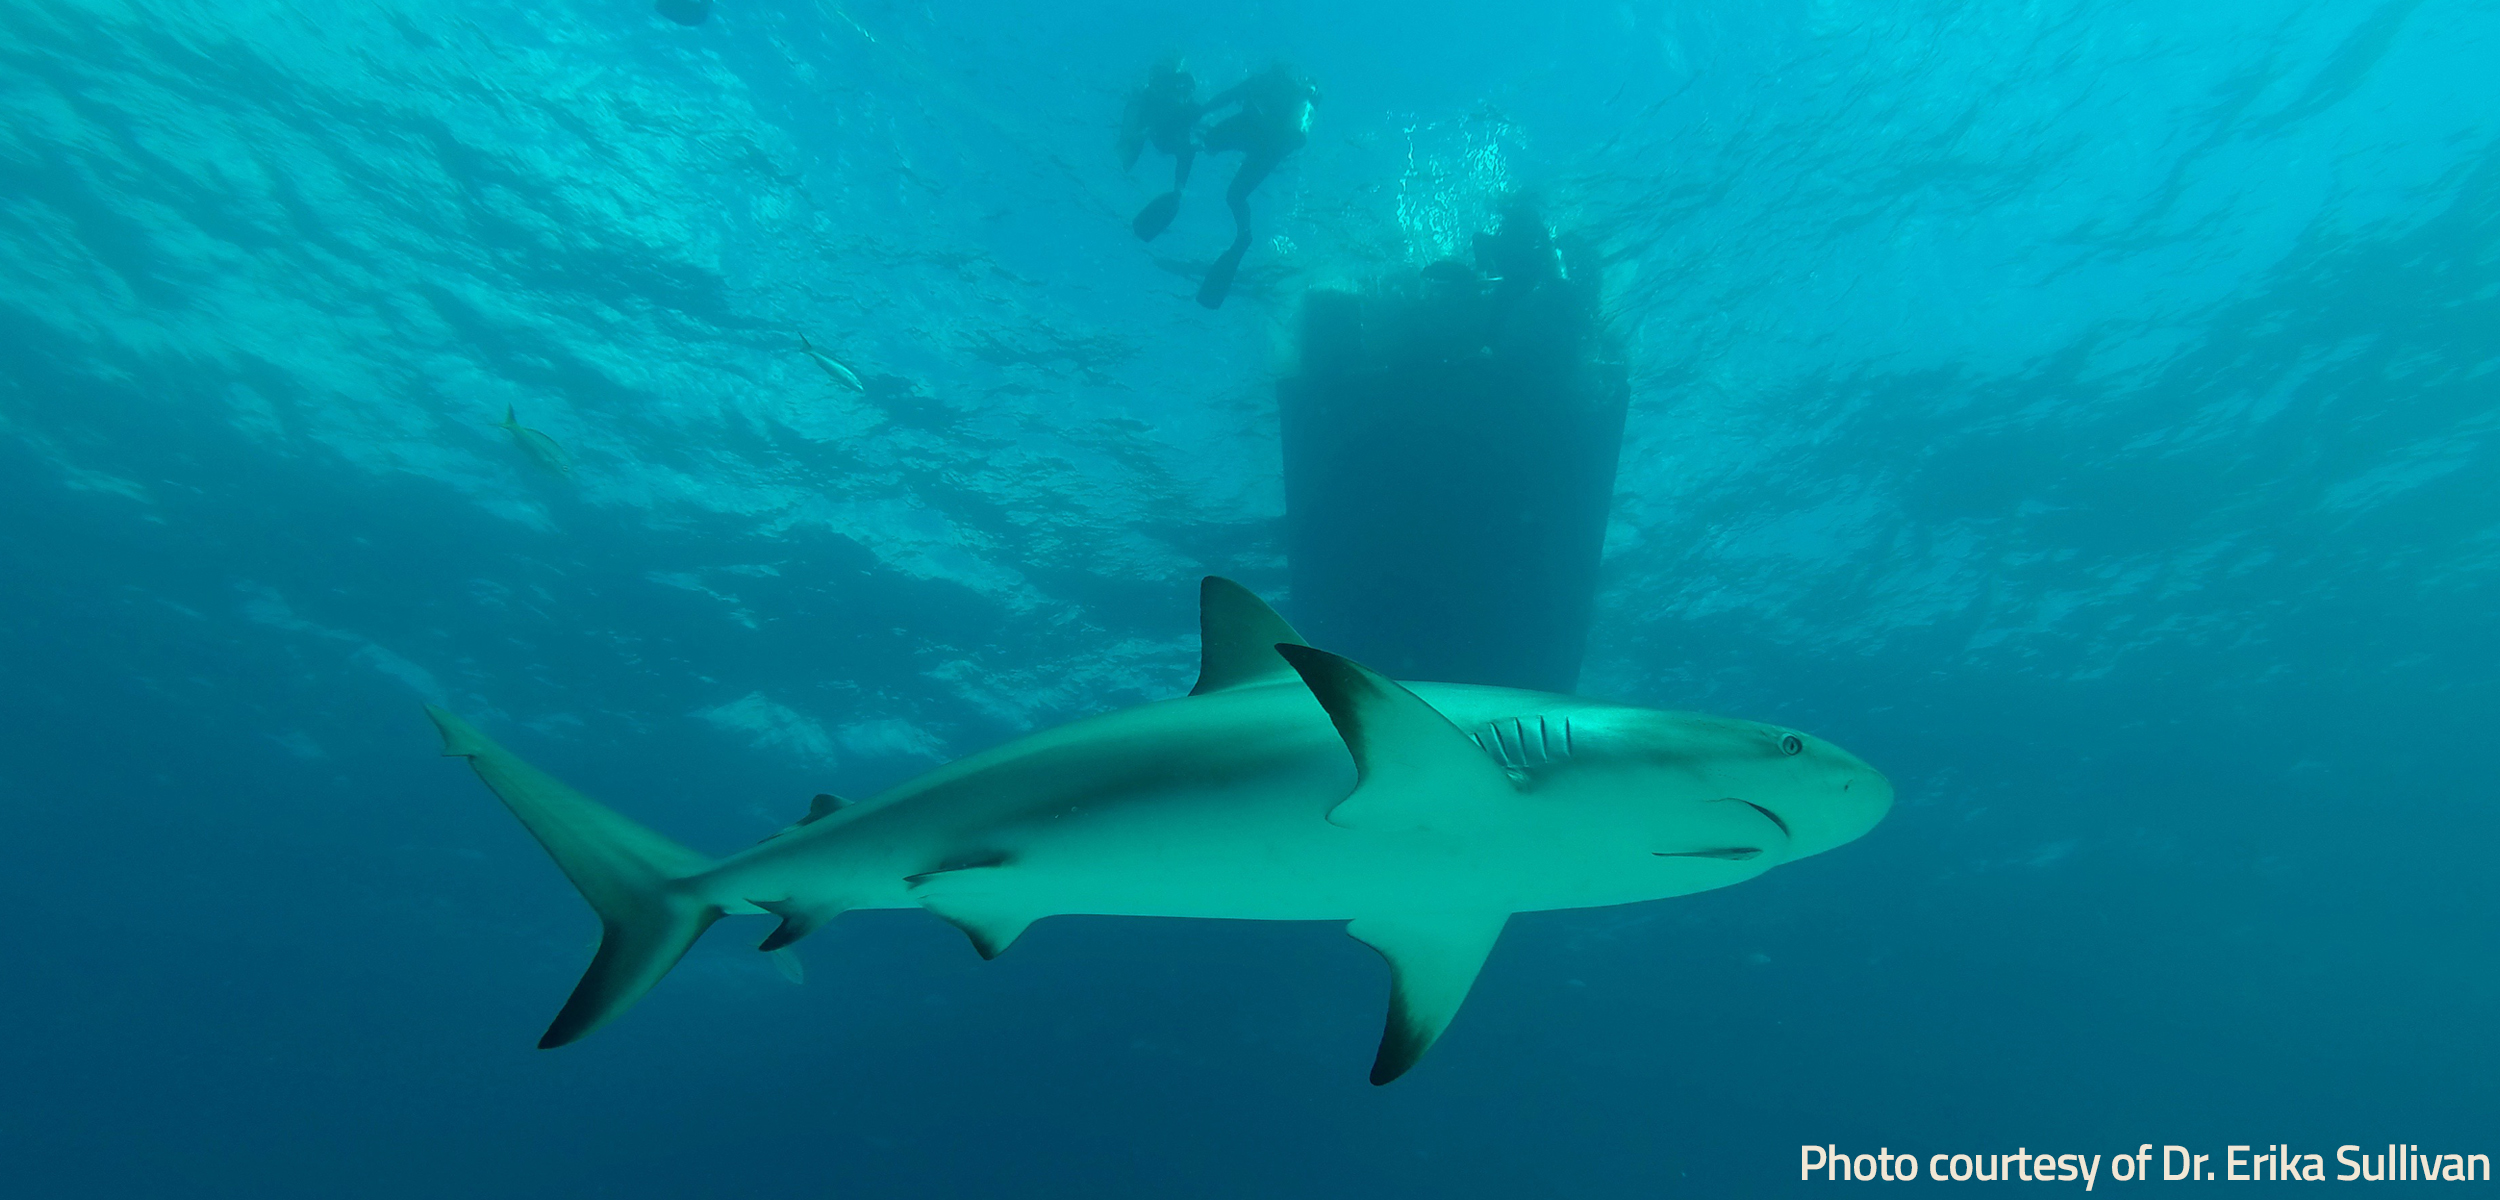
1794 762 1892 859
1748 736 1893 862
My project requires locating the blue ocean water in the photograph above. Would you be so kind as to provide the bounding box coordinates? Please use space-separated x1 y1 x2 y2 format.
2 0 2493 1194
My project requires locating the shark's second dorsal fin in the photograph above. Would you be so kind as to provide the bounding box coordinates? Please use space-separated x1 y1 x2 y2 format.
752 793 853 846
1189 576 1309 695
799 793 849 825
1275 644 1517 831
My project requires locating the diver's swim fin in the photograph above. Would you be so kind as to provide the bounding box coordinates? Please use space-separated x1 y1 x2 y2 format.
1132 192 1181 241
1197 237 1250 309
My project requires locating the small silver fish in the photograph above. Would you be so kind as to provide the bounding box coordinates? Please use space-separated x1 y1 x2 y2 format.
494 405 574 477
799 334 867 393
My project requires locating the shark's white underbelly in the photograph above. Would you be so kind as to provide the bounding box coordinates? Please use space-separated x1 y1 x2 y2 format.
707 718 1775 923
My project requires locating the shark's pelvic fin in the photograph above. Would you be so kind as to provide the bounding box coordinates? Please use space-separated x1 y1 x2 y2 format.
1347 912 1510 1085
1273 644 1518 831
907 863 1037 960
768 947 805 985
427 706 722 1048
1189 576 1309 695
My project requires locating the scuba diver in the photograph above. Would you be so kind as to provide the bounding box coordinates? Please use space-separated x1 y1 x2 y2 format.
1190 64 1319 308
1120 61 1202 242
1474 201 1563 343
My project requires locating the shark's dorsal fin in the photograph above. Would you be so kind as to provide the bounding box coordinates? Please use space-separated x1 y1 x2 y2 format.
1274 644 1516 830
1347 911 1510 1085
1190 577 1309 695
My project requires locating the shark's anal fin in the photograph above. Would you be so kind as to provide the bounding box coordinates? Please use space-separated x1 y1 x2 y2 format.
1274 644 1517 831
906 860 1036 960
1347 912 1510 1086
1189 577 1309 695
752 897 846 952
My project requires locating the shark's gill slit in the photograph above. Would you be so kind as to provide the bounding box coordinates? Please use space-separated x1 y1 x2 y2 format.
1654 847 1764 861
1472 715 1577 771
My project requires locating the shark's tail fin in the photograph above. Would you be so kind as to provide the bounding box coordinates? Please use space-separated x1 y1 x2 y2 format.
426 706 721 1048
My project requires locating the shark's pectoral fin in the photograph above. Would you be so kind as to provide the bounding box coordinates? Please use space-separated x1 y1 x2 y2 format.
1189 577 1309 695
752 897 846 952
907 862 1038 960
1274 644 1518 831
1348 911 1510 1085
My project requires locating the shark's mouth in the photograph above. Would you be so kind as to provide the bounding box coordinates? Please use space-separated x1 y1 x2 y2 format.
1654 846 1764 861
1652 800 1791 863
1735 799 1792 840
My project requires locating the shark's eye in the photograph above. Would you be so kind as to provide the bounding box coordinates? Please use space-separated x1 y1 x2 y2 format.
1779 734 1804 756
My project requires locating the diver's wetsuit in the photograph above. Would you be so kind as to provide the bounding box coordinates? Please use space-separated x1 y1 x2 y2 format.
1123 66 1201 241
1474 203 1561 343
1192 66 1318 308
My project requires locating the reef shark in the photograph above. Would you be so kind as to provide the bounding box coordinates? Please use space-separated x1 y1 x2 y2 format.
429 578 1890 1083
